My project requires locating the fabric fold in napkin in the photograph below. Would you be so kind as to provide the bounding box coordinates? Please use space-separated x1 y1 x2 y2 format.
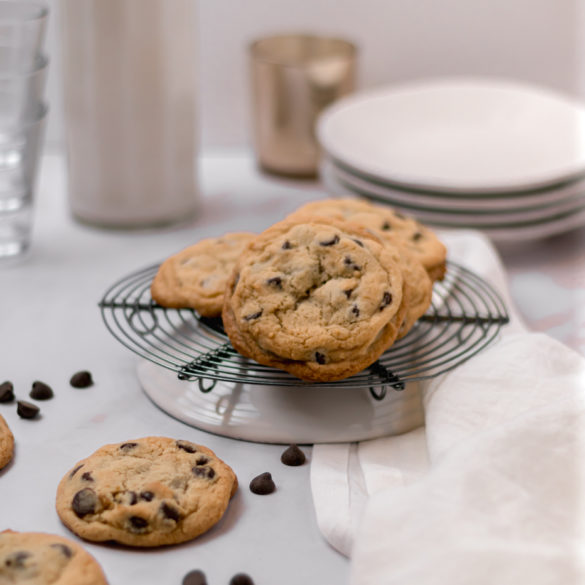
310 230 585 584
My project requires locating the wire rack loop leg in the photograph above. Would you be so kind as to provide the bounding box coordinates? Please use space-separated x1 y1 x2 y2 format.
369 385 388 401
198 378 217 393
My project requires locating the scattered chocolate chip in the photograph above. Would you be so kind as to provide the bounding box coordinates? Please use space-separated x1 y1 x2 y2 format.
119 442 138 451
230 574 255 585
70 464 84 478
50 543 73 558
16 400 39 419
192 466 215 479
412 231 423 241
160 502 181 522
266 276 282 288
380 292 392 310
70 371 93 388
128 516 149 532
281 240 292 249
319 234 339 246
72 488 99 518
195 456 209 466
29 380 53 400
182 569 208 585
343 288 354 299
81 471 94 482
381 221 391 231
281 444 306 466
352 238 364 247
5 551 30 568
249 472 275 495
315 352 326 365
140 491 155 502
0 381 14 403
351 305 360 317
176 440 197 453
243 310 262 321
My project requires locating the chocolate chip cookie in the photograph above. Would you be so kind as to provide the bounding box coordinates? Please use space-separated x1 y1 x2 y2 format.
151 232 255 317
287 198 447 281
0 530 108 584
222 217 407 382
56 437 238 547
0 414 14 471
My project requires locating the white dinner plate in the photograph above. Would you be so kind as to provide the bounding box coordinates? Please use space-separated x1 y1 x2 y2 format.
322 167 585 242
322 160 585 223
318 77 585 194
325 157 585 212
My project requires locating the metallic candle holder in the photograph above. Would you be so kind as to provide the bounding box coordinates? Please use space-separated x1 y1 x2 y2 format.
250 33 357 178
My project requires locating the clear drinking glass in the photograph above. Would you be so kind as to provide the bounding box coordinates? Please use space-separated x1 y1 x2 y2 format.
0 2 48 69
0 105 47 259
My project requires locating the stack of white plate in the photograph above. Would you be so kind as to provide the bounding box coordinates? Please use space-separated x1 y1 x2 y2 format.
317 78 585 242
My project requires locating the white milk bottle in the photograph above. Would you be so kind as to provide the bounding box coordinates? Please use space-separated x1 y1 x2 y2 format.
60 0 198 227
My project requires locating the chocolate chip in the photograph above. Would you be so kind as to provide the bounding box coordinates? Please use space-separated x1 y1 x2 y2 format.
192 466 215 479
0 381 14 403
266 276 282 288
29 380 53 400
315 352 326 365
81 471 94 482
230 574 255 585
72 488 99 517
344 256 361 271
243 310 262 321
352 239 364 247
176 440 197 453
351 305 360 317
195 456 209 465
70 464 84 478
128 491 138 505
5 551 30 568
50 543 73 558
412 231 423 241
249 472 275 495
343 288 354 299
281 240 292 249
281 444 306 466
381 221 391 231
16 400 39 419
380 292 392 310
319 234 339 246
70 371 93 388
128 516 149 532
140 491 155 502
160 502 181 522
182 569 208 585
119 442 138 451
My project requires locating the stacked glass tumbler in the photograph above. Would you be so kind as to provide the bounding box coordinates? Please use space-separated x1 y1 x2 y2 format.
0 1 48 260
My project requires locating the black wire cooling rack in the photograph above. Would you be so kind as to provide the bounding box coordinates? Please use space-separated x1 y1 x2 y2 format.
99 261 509 399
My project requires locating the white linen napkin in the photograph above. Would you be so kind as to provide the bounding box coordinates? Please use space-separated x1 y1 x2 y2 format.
310 230 585 584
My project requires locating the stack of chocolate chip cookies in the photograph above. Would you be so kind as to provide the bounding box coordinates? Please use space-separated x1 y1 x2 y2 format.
151 198 446 383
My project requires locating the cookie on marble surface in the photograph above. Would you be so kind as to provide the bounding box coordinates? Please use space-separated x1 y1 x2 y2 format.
0 414 14 471
287 197 447 281
151 232 255 317
56 437 238 547
0 529 108 585
222 217 407 382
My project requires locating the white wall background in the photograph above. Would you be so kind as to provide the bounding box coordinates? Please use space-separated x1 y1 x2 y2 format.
44 0 585 150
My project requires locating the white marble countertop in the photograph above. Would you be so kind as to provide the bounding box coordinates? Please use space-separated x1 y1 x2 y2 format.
1 150 584 585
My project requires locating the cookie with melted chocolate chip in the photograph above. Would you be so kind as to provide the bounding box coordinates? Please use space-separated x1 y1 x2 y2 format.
222 217 407 382
56 437 237 547
0 530 108 584
151 232 255 317
0 414 14 471
287 198 447 281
